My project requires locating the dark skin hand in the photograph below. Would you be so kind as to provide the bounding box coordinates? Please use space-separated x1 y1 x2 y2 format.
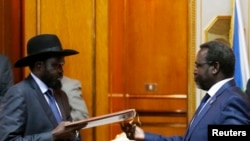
52 121 87 140
120 121 144 140
120 122 136 140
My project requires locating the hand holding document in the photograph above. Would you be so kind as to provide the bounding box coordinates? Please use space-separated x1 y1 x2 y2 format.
65 109 136 129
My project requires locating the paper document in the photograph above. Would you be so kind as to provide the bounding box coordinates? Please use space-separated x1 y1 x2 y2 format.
65 109 136 129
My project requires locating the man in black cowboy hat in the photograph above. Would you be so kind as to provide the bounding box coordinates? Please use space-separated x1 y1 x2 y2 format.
0 34 85 140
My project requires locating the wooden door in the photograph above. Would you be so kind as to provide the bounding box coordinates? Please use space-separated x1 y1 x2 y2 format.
109 0 188 138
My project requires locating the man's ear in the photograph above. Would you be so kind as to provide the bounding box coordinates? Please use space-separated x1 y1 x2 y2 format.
211 61 220 74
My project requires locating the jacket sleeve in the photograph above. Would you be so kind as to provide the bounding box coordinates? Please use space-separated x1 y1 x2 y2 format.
144 132 183 141
0 87 53 141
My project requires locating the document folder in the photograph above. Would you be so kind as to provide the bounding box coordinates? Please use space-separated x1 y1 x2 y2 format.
66 109 136 129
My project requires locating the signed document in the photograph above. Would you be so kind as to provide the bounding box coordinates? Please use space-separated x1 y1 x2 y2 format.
66 109 136 129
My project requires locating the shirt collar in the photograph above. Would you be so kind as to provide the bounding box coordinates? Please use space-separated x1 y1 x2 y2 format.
30 72 49 94
207 77 233 97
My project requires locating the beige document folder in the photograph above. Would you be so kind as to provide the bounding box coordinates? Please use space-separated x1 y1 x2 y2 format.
65 109 136 129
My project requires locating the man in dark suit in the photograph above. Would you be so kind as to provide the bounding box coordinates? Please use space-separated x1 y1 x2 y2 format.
0 34 85 140
0 54 14 101
121 40 250 141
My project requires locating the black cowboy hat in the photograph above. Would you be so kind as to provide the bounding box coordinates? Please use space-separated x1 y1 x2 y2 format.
14 34 79 67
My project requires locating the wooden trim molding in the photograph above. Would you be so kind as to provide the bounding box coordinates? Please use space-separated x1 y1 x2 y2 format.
187 0 197 122
204 16 231 42
109 93 187 99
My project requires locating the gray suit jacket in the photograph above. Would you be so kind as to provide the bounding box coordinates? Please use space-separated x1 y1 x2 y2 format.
0 75 72 141
0 54 14 100
61 76 89 121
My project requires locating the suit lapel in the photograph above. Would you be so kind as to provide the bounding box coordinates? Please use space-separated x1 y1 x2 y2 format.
26 75 58 127
189 99 213 131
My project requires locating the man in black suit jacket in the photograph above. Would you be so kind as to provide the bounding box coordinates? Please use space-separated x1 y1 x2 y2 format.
0 34 85 140
0 54 14 101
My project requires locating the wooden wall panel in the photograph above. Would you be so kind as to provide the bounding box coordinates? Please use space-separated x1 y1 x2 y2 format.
127 97 187 112
95 0 109 140
124 0 188 94
38 0 94 101
109 0 188 139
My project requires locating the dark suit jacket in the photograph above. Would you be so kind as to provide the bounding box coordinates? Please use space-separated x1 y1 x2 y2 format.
144 79 250 141
0 74 72 141
0 54 14 100
245 79 250 98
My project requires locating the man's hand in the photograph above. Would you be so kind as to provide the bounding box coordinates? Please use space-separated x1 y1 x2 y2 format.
52 121 86 140
120 122 145 140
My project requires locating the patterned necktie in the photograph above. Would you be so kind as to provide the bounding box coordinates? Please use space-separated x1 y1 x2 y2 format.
45 89 62 123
